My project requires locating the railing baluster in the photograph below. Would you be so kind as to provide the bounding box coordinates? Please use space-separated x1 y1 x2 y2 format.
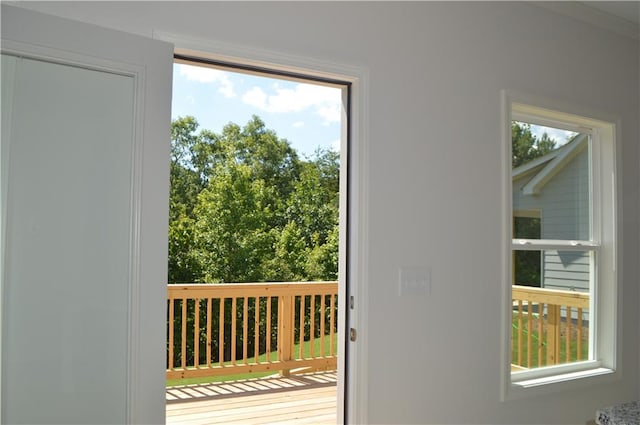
266 296 272 362
517 300 523 366
242 297 248 364
554 305 561 364
538 303 544 367
255 297 260 364
231 297 237 366
206 298 212 368
577 307 583 361
320 294 326 357
168 299 174 370
219 298 225 366
310 294 316 359
194 298 200 368
330 294 335 357
565 306 572 363
181 298 187 370
299 295 305 359
526 301 532 368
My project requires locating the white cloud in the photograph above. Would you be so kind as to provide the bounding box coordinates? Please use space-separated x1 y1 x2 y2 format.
242 87 268 109
178 64 236 98
317 104 341 125
292 121 305 128
241 82 341 124
218 84 235 98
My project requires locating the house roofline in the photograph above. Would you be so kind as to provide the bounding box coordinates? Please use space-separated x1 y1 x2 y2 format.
519 134 588 195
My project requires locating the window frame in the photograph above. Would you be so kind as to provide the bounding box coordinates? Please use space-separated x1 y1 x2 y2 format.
501 91 619 400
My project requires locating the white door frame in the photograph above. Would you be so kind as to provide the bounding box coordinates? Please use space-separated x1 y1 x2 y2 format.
156 32 370 424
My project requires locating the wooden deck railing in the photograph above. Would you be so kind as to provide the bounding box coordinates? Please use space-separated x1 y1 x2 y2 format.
511 285 590 370
167 282 338 380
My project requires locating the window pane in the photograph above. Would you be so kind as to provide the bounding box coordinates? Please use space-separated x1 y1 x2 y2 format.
512 122 590 241
511 249 592 370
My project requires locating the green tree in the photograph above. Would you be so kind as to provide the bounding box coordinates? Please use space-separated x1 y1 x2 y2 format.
194 162 278 283
285 149 339 281
168 115 340 284
192 116 303 283
306 225 339 281
169 117 206 283
216 116 301 202
265 221 309 282
512 122 557 168
286 150 338 247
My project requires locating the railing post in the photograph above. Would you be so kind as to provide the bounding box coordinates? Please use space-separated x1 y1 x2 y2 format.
546 304 560 365
278 294 294 376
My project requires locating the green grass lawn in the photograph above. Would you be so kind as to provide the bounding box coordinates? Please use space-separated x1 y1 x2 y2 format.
166 333 338 387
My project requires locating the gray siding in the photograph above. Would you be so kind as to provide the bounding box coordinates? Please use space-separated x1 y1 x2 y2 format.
539 147 590 241
542 250 590 292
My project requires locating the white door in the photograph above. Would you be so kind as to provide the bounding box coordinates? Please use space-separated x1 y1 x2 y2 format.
1 6 173 424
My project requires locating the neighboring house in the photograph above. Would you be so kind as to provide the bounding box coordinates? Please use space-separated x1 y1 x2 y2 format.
512 134 590 292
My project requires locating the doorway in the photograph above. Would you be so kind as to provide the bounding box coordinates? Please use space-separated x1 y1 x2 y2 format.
165 54 351 424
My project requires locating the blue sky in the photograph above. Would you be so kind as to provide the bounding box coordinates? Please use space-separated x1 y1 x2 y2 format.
171 63 342 159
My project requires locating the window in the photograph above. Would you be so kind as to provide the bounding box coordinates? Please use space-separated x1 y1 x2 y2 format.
502 93 618 397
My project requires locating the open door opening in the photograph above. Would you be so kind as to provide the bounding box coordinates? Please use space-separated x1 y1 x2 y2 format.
164 54 351 424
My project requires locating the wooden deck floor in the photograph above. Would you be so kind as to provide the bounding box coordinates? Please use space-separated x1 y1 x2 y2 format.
166 371 337 424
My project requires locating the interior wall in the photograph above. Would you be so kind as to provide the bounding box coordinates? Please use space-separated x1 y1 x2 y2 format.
12 2 640 424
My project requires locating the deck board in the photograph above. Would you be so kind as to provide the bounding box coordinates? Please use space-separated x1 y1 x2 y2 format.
167 372 337 424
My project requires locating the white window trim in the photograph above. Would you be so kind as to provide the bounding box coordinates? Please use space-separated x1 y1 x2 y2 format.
501 90 620 401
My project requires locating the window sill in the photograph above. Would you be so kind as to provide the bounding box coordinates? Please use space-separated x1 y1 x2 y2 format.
504 365 616 401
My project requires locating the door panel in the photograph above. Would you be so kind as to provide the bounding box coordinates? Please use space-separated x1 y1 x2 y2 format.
2 55 134 424
1 6 173 424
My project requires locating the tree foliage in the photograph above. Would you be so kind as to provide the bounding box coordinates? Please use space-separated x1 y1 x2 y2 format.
168 115 339 284
512 122 557 168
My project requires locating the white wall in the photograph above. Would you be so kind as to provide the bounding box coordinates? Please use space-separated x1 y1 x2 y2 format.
12 2 640 424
